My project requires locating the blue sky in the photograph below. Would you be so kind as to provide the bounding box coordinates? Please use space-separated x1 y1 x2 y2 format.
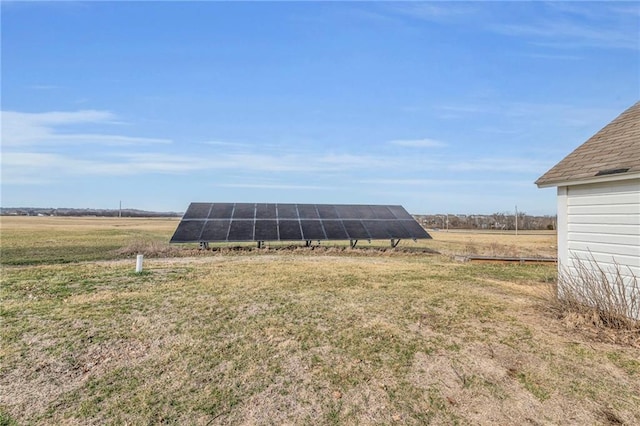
1 1 638 215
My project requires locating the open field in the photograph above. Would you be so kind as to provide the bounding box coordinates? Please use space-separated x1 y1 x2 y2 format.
1 217 638 424
0 217 556 265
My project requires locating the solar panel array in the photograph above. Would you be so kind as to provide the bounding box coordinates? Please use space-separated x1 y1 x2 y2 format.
170 203 431 243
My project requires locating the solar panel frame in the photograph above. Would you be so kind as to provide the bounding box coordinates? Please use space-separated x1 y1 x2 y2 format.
170 202 431 243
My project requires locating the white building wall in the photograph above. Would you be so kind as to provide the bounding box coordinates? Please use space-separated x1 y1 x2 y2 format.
559 178 640 318
565 178 640 276
557 186 569 271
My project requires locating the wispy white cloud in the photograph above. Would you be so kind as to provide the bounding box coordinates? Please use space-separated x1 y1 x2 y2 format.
519 52 583 60
389 138 447 148
201 140 251 148
476 126 521 135
490 2 639 51
2 140 546 185
493 20 639 50
3 105 400 180
213 183 337 191
1 152 207 183
1 107 555 187
546 2 638 21
435 101 620 129
381 2 639 51
448 158 549 174
318 153 391 168
360 178 532 187
1 110 172 146
1 148 393 184
27 84 62 90
389 3 478 22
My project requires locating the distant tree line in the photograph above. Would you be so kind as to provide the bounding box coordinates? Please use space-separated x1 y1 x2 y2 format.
415 213 556 231
0 208 182 218
1 207 556 230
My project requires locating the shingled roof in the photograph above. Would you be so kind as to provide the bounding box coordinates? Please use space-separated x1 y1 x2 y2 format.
536 101 640 187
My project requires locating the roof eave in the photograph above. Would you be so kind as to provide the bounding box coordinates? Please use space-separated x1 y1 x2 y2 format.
535 171 640 188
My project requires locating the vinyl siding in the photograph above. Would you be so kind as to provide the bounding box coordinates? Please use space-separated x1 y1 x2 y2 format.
565 178 640 276
559 178 640 318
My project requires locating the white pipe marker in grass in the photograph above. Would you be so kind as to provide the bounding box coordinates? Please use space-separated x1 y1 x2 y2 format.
136 254 144 273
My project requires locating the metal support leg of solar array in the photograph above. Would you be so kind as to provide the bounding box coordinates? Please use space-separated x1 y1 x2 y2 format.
257 241 265 249
350 240 358 248
390 239 400 248
199 241 209 250
305 240 312 247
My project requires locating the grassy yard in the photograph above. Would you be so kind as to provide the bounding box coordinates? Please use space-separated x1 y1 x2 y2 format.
1 218 638 425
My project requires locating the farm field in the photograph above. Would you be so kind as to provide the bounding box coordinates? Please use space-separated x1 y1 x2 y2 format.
1 217 638 425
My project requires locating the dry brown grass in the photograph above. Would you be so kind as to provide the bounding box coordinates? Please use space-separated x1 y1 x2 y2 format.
1 218 638 425
426 229 557 259
549 254 640 338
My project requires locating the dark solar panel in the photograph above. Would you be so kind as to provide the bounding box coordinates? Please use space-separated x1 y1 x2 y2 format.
184 203 212 219
171 220 206 242
335 205 358 219
278 219 302 240
361 220 391 239
233 203 255 219
254 219 278 240
384 220 412 238
317 204 339 219
200 220 231 241
387 205 413 220
357 205 376 219
322 220 349 239
256 203 276 219
209 203 234 219
277 204 298 219
297 204 320 219
228 220 254 241
400 220 431 238
170 203 431 244
300 220 325 240
370 205 396 220
342 220 370 239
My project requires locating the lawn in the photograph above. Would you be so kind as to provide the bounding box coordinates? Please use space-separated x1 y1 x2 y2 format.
1 217 638 425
